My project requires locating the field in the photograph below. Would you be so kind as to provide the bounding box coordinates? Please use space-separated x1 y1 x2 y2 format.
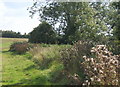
0 38 69 85
0 38 28 51
1 38 44 85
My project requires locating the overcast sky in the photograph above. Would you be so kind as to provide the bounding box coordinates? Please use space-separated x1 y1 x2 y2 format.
0 0 41 34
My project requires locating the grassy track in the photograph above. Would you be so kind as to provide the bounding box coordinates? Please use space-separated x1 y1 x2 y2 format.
1 38 64 85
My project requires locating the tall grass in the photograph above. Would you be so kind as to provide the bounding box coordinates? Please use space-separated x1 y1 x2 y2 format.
24 42 120 85
29 44 71 69
28 44 72 85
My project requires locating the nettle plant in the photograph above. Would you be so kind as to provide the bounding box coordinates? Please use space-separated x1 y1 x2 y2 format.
82 45 120 85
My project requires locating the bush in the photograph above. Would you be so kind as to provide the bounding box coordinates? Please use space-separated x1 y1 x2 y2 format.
61 40 93 71
60 41 120 85
106 40 120 55
82 45 120 85
60 40 93 84
9 42 30 54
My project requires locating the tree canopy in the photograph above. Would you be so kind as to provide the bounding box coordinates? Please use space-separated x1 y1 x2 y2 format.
0 30 28 38
28 1 119 44
29 21 57 44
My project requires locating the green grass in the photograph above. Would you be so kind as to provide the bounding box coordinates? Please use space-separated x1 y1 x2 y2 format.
1 38 69 85
2 51 63 85
0 38 28 51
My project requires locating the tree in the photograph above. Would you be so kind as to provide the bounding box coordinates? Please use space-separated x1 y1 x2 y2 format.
29 1 108 44
0 30 28 38
23 33 29 38
111 1 120 41
106 1 120 54
29 21 57 44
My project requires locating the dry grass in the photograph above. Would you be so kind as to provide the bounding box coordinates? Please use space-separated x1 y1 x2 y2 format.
29 44 71 69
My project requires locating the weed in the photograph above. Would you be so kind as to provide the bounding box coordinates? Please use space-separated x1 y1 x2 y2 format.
82 45 120 85
60 40 93 85
9 42 30 54
61 41 93 72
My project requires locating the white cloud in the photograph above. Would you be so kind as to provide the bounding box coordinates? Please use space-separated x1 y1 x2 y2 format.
0 1 7 19
0 0 40 34
1 16 40 34
1 0 46 2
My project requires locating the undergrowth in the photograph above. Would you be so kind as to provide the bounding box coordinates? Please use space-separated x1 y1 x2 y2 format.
6 41 119 85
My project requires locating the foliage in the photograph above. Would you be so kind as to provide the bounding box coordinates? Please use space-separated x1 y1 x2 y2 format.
109 1 120 55
9 42 30 54
29 44 70 69
60 40 94 84
0 30 29 38
106 40 120 55
28 2 108 44
111 1 120 41
29 21 57 44
2 38 120 85
82 45 119 85
29 44 73 84
60 41 120 85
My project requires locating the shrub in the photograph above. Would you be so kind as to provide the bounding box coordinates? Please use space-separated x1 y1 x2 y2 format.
61 40 93 71
9 42 30 54
82 45 120 85
106 40 120 55
60 41 120 85
60 40 93 84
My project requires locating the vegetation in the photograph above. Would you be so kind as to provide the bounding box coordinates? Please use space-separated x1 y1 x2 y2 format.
0 30 29 38
82 45 119 85
111 1 120 41
0 38 28 51
1 0 120 86
1 38 120 86
29 21 57 44
1 38 70 85
29 44 71 69
29 2 109 44
9 42 31 54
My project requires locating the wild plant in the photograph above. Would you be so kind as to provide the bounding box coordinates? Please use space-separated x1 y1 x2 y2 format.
60 40 93 85
82 45 120 85
9 42 30 54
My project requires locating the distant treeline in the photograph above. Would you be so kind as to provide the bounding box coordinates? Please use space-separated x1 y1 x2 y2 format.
0 30 29 38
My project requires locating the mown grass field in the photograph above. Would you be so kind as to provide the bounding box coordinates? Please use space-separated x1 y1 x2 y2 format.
0 38 69 85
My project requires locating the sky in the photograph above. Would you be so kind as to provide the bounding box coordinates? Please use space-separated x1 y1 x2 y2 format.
0 0 41 34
